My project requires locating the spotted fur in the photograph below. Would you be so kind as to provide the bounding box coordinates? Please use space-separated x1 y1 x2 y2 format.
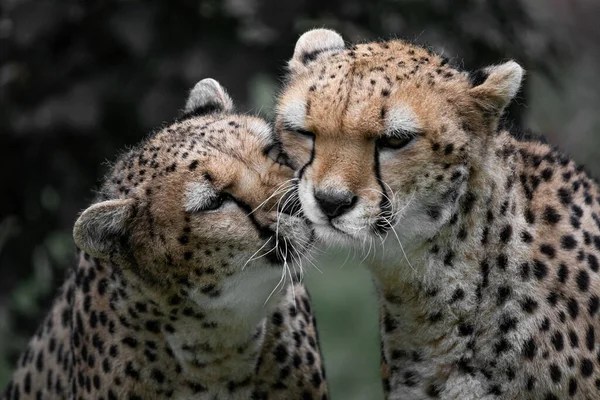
2 79 327 400
276 29 600 399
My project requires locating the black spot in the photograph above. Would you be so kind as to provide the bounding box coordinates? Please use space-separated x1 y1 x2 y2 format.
35 352 44 372
499 314 518 333
520 262 530 280
462 192 477 214
494 338 511 355
519 230 532 243
551 331 564 351
469 69 489 87
124 362 139 380
521 297 538 313
581 359 594 377
458 323 474 336
522 338 537 359
145 320 161 333
449 288 465 303
561 235 577 250
557 264 568 284
274 344 288 363
444 251 454 267
586 325 595 351
588 253 599 272
188 160 199 170
311 372 322 388
577 270 590 292
271 312 284 326
558 188 572 205
569 330 579 347
122 337 137 348
588 295 600 316
525 208 535 224
568 378 577 396
427 207 441 220
541 168 553 181
497 254 508 270
540 244 556 258
444 144 454 155
567 298 579 319
384 313 398 332
549 364 561 383
533 260 548 280
497 286 511 305
428 312 443 323
499 225 513 243
543 206 561 224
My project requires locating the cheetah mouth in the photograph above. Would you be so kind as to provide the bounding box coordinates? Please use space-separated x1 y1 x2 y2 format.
267 236 310 265
311 222 362 245
264 216 314 266
310 212 396 247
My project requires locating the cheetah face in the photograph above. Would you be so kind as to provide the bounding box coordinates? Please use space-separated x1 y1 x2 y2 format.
74 79 311 294
276 29 523 251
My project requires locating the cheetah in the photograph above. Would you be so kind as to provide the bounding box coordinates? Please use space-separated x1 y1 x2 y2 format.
2 78 328 400
275 28 600 399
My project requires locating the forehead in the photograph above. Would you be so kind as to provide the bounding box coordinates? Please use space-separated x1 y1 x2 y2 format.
155 114 272 156
280 40 471 137
104 114 274 197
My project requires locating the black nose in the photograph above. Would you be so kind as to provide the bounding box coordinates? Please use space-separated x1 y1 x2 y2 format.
314 190 357 219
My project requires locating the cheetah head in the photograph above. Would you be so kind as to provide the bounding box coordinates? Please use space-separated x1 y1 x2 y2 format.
73 79 311 300
276 29 523 252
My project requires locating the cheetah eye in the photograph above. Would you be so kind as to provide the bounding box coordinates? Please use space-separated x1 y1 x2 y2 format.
282 123 315 140
266 145 291 167
200 194 224 211
292 129 315 139
377 131 417 150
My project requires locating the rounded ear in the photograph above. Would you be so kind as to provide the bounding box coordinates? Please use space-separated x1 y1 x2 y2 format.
469 61 525 113
184 78 234 116
73 198 136 259
288 29 345 75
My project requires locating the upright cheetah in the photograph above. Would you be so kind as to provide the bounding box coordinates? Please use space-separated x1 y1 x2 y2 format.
2 79 328 400
276 28 600 399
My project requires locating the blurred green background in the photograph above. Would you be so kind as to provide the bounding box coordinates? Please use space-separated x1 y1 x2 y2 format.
1 0 600 398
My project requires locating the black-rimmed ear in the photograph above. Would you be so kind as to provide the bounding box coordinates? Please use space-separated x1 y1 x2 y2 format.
469 61 524 113
184 78 234 116
73 198 136 259
289 29 345 75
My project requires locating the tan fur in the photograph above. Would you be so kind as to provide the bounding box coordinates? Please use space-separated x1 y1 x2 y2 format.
2 81 328 400
277 29 600 399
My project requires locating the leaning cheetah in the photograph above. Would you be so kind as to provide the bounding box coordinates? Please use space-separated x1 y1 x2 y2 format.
276 28 600 399
2 79 328 400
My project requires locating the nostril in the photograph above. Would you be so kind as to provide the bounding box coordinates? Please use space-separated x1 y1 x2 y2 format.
314 190 357 219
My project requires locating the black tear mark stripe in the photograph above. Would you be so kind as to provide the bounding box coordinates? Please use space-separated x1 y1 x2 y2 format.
374 145 393 234
297 135 316 181
229 197 283 264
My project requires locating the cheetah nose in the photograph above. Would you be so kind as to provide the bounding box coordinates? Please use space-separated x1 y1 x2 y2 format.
314 189 357 219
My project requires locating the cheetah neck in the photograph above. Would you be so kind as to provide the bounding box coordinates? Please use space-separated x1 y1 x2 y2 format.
92 257 289 387
369 132 534 364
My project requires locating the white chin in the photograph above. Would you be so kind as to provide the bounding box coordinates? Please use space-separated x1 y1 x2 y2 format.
312 224 363 247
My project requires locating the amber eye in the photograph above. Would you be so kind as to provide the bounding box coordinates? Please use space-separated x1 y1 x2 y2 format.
377 134 415 150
